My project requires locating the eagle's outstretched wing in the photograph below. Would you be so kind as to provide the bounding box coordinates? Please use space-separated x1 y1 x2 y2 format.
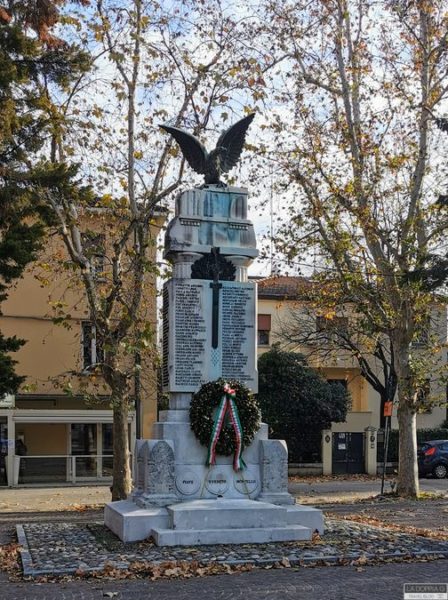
159 125 208 174
216 113 255 173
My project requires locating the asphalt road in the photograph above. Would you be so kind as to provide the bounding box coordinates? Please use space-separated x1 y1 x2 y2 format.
1 560 447 600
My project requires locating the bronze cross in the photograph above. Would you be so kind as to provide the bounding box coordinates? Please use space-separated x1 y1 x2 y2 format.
209 247 222 349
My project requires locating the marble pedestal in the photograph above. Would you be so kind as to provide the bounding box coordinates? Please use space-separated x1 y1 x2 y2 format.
104 408 324 544
105 498 323 545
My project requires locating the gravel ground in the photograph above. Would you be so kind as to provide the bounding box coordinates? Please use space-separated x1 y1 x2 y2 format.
17 518 448 577
324 497 448 531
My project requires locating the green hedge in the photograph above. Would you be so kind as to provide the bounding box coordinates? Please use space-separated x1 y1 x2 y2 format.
377 428 448 462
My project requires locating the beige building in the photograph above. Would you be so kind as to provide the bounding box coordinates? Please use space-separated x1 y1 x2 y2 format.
0 210 164 487
256 276 448 475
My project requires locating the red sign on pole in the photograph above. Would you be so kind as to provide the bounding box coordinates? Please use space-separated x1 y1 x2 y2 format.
383 401 393 417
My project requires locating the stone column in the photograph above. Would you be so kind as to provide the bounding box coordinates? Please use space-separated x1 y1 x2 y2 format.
227 255 251 282
258 439 295 505
364 426 377 476
322 430 332 475
172 252 202 279
169 392 192 411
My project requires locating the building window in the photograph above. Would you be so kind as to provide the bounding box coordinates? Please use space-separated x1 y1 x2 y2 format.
258 314 271 346
417 379 432 413
316 315 348 341
82 322 104 370
327 378 348 390
82 233 106 279
258 330 270 346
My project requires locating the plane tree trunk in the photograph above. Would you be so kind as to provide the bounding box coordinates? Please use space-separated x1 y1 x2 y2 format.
393 331 419 498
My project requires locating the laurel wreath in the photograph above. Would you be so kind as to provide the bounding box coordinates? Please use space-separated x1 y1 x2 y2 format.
189 378 261 456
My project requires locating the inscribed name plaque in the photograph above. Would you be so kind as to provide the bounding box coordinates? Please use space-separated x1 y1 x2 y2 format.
205 468 229 495
163 279 257 393
175 469 201 496
233 467 259 495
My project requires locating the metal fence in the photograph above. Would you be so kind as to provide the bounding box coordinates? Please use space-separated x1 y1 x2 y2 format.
12 454 114 485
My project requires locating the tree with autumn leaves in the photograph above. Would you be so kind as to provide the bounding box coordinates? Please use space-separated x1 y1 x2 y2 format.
1 0 269 501
0 1 90 397
33 0 269 500
260 0 448 496
4 0 448 501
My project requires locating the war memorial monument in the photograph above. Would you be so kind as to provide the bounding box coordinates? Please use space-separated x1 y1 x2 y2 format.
105 114 324 545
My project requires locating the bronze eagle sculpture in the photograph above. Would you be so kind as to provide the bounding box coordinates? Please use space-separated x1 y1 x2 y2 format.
159 113 255 186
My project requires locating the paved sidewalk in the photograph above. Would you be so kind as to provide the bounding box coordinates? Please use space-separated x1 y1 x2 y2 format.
1 559 447 600
0 486 111 512
290 477 448 504
0 477 446 513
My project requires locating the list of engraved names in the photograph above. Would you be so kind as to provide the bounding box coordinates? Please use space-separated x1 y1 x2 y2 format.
221 285 254 382
174 283 206 386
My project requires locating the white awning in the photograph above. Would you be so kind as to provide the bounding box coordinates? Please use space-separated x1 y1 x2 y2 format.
0 409 134 424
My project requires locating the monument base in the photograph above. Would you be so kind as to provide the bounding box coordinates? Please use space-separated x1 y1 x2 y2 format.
104 497 324 545
104 432 325 546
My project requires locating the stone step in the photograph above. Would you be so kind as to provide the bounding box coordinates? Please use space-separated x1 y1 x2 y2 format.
152 524 312 546
168 498 287 530
286 504 325 534
104 500 169 543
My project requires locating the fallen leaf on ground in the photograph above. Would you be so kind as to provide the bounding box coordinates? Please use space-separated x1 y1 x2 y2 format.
334 514 448 540
0 543 20 574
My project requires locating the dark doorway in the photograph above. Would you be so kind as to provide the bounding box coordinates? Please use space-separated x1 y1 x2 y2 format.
71 424 97 477
102 423 113 477
332 432 365 474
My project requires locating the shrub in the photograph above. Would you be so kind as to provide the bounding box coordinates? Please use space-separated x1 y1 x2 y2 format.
257 345 350 462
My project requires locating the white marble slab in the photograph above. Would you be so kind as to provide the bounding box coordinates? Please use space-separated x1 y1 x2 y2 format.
163 279 258 393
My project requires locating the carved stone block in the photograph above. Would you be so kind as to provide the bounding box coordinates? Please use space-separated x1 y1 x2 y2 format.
258 439 295 505
131 439 145 500
135 440 178 508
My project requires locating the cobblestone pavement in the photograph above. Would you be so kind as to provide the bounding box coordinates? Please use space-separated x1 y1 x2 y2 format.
0 559 447 600
0 510 103 545
16 518 448 576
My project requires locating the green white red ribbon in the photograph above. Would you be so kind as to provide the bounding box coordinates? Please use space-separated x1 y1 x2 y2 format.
206 383 246 472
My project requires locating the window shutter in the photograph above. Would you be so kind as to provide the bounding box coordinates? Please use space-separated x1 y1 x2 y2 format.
258 314 271 330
